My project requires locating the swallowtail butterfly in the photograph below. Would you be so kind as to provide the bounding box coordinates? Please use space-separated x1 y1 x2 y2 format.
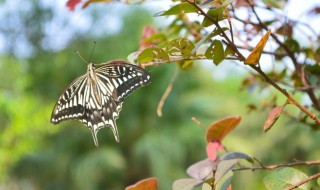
51 60 151 146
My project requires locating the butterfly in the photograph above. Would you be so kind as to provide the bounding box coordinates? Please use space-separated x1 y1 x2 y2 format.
51 60 151 146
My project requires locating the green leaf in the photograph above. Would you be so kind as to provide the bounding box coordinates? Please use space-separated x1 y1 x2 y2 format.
167 38 196 57
202 0 233 26
137 46 169 63
205 40 225 65
155 2 198 16
172 178 198 190
214 159 238 185
215 170 233 190
220 152 254 164
224 45 236 57
143 33 167 44
193 27 228 55
262 0 285 9
263 167 312 190
202 182 212 190
285 38 300 52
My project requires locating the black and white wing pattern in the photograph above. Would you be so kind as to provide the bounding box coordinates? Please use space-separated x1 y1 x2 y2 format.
51 60 151 146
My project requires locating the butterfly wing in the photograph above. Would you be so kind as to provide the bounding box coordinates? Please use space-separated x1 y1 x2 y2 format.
95 60 152 102
51 60 151 146
85 60 151 145
51 74 88 124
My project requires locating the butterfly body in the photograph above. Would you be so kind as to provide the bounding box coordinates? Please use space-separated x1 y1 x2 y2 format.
51 60 151 146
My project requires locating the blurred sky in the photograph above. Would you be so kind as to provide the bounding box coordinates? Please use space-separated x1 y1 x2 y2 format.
0 0 319 58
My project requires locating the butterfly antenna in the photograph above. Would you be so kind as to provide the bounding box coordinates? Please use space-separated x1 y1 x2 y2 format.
88 41 96 63
75 50 88 65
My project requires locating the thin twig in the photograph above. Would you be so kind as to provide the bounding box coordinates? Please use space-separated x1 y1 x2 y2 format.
157 68 179 117
286 172 320 190
142 56 206 67
233 160 320 171
191 117 206 129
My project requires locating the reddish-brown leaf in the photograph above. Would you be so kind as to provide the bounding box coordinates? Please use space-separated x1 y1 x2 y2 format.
307 6 320 15
206 140 224 161
82 0 112 9
264 105 286 132
66 0 81 11
206 116 241 142
125 177 158 190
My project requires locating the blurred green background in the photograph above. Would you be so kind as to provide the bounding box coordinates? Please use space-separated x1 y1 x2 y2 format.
0 1 319 190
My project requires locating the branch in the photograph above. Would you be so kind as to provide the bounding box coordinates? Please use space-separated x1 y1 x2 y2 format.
286 172 320 190
142 56 206 67
233 160 320 171
157 68 179 117
248 1 320 111
184 0 320 126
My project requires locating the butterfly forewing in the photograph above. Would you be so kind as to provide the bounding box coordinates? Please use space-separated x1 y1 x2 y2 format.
51 60 151 146
95 62 151 102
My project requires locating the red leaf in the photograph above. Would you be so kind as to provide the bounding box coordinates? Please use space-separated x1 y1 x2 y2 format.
206 116 241 142
82 0 112 9
308 6 320 15
140 25 159 50
264 104 286 132
206 141 224 161
125 177 158 190
66 0 81 11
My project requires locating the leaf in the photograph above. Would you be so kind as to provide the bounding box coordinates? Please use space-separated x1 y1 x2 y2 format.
127 51 140 64
125 177 158 190
202 182 212 190
214 159 238 185
123 0 145 4
285 38 300 52
205 40 225 65
140 25 160 49
187 158 217 180
192 27 228 55
206 116 241 142
202 0 233 26
215 171 233 190
167 38 196 57
155 2 198 16
262 0 286 9
224 45 236 57
172 178 199 190
82 0 112 9
263 167 312 190
66 0 81 11
206 141 224 161
137 46 169 63
220 152 254 164
244 30 271 65
307 6 320 15
263 104 286 132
